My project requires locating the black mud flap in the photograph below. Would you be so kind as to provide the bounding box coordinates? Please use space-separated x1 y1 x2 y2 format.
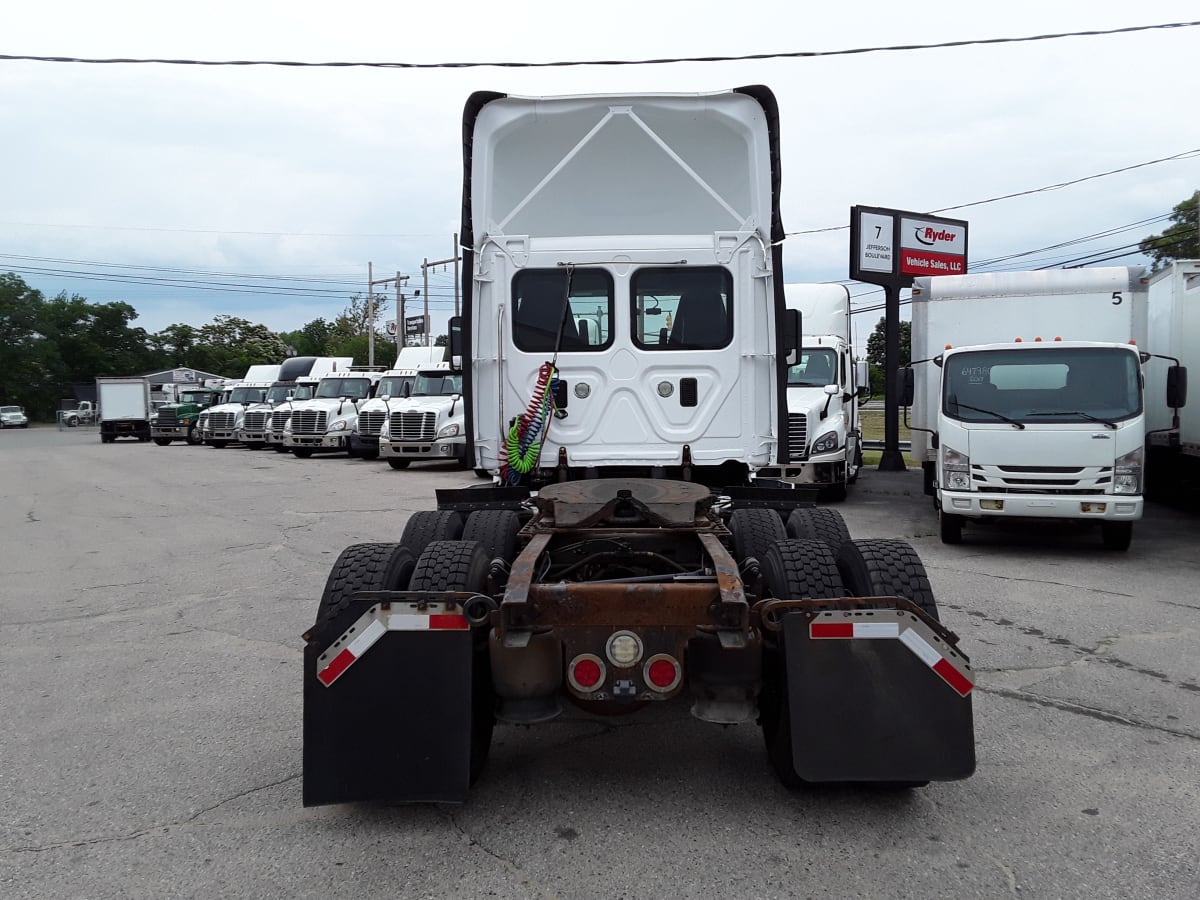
783 611 975 782
303 629 474 805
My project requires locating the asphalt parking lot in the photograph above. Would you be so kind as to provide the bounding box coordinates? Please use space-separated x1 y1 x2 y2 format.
2 426 1198 899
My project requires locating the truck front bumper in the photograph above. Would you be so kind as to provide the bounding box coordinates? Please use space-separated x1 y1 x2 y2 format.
940 491 1142 521
237 430 269 443
151 426 190 439
756 457 845 487
207 429 239 441
285 433 349 451
380 439 465 462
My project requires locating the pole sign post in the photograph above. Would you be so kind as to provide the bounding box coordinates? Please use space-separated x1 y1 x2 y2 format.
850 205 968 471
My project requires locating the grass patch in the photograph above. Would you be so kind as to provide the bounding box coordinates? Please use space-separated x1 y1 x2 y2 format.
859 408 917 468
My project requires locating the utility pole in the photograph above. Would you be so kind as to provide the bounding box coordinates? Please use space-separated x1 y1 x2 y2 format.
420 239 464 347
367 262 401 367
394 272 409 351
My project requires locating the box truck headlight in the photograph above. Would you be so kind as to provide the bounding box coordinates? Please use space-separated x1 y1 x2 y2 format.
811 430 839 454
438 422 461 439
1114 447 1143 495
942 445 971 491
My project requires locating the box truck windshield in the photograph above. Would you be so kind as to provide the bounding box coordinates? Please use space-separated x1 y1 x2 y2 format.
943 347 1141 425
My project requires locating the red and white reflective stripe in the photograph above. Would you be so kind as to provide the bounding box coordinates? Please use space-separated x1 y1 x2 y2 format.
316 606 469 687
809 614 974 697
811 621 900 639
899 628 974 697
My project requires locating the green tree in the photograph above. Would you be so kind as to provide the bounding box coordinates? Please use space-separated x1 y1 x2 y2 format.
191 315 289 375
0 273 60 417
40 293 155 381
866 317 911 397
148 323 200 366
279 317 335 357
1140 190 1199 271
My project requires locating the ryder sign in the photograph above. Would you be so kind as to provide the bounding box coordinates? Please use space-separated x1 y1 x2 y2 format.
900 217 967 277
850 205 968 287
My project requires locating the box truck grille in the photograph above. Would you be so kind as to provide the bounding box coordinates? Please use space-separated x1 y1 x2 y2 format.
208 412 236 431
358 411 386 437
290 411 327 435
271 412 291 434
157 409 178 426
243 410 270 430
787 414 809 461
972 464 1114 494
389 411 436 442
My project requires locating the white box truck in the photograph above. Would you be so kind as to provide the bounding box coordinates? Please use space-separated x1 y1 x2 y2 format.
1144 259 1199 493
97 377 152 443
904 266 1176 550
757 283 866 500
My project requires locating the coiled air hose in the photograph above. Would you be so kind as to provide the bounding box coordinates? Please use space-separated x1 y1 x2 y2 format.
502 362 557 484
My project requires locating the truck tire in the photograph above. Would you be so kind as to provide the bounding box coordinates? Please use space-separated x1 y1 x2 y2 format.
186 424 203 445
387 458 411 470
308 542 417 647
835 539 939 621
67 418 78 428
461 509 521 564
292 448 314 459
758 541 845 789
400 510 464 561
408 540 495 784
785 507 851 556
1100 521 1132 551
211 440 229 449
939 510 963 545
728 508 786 566
153 438 172 446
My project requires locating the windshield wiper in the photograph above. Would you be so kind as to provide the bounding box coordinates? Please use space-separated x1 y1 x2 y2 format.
949 399 1026 430
1027 410 1118 429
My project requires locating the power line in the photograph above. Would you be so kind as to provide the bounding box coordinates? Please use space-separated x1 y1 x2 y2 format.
787 149 1199 236
2 21 1196 69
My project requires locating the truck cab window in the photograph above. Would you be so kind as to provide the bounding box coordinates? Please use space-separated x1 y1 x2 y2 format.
512 269 613 353
788 349 837 387
632 267 732 350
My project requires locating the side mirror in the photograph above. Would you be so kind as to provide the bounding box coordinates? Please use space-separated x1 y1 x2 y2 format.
783 308 801 366
448 316 463 373
898 367 915 407
1167 365 1188 409
823 384 839 396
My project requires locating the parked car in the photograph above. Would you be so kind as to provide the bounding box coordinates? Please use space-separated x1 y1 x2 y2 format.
0 406 29 428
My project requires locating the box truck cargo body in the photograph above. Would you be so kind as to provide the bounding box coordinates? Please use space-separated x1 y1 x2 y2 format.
97 377 152 443
1144 260 1200 491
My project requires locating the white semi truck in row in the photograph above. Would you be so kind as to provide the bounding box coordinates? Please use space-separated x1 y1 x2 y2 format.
237 356 353 449
350 346 444 460
1144 259 1199 493
302 86 975 806
757 283 866 500
198 364 281 448
283 368 384 457
903 265 1184 550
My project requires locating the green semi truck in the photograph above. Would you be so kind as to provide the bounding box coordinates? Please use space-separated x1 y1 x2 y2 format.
151 386 226 445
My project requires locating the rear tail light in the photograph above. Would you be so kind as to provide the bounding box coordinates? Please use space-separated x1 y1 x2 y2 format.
568 654 606 693
643 654 682 693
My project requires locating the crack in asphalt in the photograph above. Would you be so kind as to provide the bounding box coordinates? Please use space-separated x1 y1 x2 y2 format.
442 808 561 900
932 566 1135 598
978 685 1200 742
2 773 303 854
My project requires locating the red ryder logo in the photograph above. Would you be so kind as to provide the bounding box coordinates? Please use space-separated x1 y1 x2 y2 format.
915 227 958 246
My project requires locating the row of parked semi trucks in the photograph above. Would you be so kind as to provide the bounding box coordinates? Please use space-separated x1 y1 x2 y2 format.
144 284 870 497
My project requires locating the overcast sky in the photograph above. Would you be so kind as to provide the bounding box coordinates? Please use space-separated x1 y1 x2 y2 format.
2 0 1198 348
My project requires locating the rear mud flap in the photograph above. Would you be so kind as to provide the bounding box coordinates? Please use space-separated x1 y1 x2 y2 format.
303 629 474 805
783 611 975 782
